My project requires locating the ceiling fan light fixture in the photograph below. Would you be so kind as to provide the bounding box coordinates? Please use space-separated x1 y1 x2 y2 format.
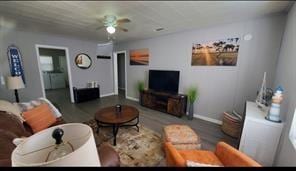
106 26 116 34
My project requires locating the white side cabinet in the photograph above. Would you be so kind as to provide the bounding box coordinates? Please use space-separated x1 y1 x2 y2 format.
42 72 51 90
50 73 66 89
239 101 284 166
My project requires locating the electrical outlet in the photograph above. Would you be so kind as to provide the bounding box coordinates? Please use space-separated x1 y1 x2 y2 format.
0 75 5 85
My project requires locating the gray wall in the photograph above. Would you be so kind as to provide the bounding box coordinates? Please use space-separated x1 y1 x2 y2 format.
97 43 113 57
96 43 114 93
273 3 296 166
115 14 286 121
0 29 114 102
117 53 126 89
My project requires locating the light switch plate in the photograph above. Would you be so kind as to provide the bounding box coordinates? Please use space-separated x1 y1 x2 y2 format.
244 34 253 41
0 75 5 85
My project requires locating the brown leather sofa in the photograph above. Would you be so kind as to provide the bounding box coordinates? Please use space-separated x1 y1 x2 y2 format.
0 111 120 167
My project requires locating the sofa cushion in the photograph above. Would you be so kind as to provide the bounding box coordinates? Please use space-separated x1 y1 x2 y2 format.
22 104 57 133
98 143 120 167
0 100 24 123
186 160 221 167
179 150 223 166
0 111 31 137
0 129 17 164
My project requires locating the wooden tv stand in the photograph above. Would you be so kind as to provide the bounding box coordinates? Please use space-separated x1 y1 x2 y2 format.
139 90 187 117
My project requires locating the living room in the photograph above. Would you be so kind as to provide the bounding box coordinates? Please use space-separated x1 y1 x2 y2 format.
0 1 295 167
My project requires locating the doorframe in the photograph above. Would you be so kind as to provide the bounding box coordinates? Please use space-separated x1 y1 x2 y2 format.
113 50 127 98
35 44 74 103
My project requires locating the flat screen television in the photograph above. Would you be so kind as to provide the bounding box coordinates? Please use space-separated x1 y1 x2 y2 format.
148 70 180 94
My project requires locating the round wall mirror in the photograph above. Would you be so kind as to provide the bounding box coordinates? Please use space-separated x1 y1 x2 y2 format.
75 53 92 69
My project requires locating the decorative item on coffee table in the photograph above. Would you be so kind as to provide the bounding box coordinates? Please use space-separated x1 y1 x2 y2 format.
187 86 198 120
115 104 122 113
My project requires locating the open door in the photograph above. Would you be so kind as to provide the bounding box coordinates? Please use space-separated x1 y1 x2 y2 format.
113 51 127 98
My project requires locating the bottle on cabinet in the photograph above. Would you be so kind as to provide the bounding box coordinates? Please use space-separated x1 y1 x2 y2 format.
266 86 284 123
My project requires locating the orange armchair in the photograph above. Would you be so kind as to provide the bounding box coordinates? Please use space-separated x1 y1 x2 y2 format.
164 141 261 167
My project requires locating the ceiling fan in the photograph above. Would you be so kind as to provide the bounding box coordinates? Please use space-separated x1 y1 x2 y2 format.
96 15 130 35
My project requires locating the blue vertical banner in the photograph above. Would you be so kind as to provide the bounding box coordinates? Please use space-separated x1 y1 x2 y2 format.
7 45 26 84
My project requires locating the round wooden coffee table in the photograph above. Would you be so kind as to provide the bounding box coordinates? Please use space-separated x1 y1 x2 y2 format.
95 105 139 146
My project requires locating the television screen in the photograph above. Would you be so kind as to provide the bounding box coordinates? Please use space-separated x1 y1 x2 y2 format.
149 70 180 94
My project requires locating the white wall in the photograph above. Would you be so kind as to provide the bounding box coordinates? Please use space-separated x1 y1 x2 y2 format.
273 3 296 166
0 29 114 102
115 14 286 122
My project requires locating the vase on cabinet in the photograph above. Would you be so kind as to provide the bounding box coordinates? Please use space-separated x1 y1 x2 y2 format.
188 103 194 120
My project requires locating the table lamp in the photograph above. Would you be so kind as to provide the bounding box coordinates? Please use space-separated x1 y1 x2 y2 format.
6 76 25 102
11 123 101 166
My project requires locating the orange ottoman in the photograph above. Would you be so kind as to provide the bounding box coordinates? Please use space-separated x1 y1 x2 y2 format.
163 124 201 150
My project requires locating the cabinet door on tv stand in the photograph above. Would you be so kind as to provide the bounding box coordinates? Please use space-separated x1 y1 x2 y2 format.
167 98 182 117
142 93 155 108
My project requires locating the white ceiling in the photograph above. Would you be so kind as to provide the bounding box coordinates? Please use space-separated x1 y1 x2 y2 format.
0 1 293 43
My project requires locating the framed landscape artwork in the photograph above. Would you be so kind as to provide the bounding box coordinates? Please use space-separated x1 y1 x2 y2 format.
130 48 149 65
191 38 240 66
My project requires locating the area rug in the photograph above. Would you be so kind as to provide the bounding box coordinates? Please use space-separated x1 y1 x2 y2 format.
84 119 164 167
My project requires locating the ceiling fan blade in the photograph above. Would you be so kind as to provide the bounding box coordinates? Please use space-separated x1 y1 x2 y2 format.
118 26 128 32
117 18 131 24
96 17 105 23
96 26 105 30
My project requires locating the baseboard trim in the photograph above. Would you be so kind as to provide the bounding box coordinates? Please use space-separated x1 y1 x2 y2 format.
192 113 222 125
126 96 139 102
100 92 115 98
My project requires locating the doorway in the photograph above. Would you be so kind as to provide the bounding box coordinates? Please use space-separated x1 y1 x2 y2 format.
35 45 74 103
113 51 127 98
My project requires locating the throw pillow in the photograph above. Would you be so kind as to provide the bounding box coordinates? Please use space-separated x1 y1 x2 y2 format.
30 100 42 106
186 160 222 167
0 100 24 122
38 98 62 118
22 103 57 133
15 100 42 113
15 98 62 118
